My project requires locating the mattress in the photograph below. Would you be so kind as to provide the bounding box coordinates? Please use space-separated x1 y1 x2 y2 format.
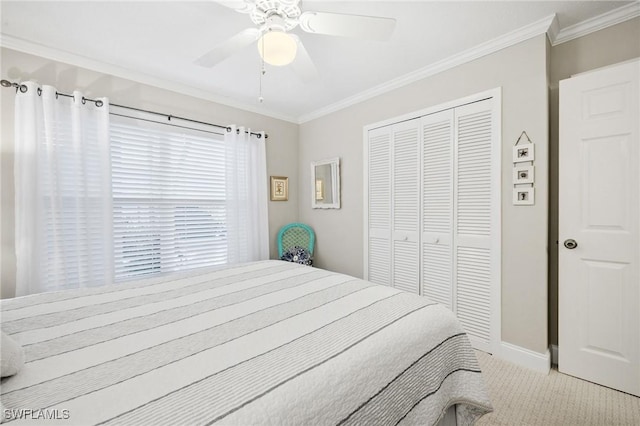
1 260 492 425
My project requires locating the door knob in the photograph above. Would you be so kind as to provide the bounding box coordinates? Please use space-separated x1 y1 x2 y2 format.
564 239 578 249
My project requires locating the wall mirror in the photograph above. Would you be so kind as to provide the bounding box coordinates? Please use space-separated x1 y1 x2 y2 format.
311 157 340 209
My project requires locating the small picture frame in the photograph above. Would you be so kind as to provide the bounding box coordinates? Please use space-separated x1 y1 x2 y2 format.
513 165 534 184
513 187 534 205
270 176 288 201
513 143 535 163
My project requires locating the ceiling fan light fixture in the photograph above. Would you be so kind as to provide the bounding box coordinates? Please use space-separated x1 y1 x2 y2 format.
258 30 297 66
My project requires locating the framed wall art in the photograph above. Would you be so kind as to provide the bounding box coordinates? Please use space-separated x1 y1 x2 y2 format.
513 187 535 205
270 176 289 201
513 142 535 163
513 165 534 184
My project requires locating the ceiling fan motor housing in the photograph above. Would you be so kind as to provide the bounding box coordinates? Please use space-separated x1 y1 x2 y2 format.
248 0 301 31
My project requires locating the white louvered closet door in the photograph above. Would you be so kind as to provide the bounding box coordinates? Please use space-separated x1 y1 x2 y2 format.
392 120 421 294
453 99 497 352
421 110 455 309
367 126 392 286
365 91 501 354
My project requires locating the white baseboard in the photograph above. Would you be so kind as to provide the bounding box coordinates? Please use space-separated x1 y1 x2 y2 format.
497 341 551 374
551 344 558 366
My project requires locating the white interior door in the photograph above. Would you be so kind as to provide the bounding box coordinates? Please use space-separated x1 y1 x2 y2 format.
559 59 639 396
366 126 392 286
392 119 421 294
421 110 454 308
453 99 499 353
364 89 501 355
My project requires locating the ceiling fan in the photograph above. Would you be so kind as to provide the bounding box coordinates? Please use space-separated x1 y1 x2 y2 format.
195 0 396 81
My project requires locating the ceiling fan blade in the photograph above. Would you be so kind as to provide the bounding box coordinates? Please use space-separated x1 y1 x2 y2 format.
215 1 253 13
299 11 396 40
290 35 318 83
195 28 261 67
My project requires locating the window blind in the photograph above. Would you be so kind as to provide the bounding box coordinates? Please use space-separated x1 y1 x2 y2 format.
110 116 227 280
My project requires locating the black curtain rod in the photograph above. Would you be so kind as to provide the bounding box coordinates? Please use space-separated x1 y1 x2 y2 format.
1 79 267 139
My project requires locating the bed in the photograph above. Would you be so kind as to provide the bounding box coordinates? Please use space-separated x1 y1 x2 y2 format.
1 260 492 425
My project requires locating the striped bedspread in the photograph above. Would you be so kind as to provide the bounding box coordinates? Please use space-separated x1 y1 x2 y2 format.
1 261 491 425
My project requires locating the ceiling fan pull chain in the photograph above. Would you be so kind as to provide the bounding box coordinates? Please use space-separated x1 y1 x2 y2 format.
258 36 265 103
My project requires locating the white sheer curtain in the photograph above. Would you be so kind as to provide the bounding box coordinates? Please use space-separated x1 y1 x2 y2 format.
225 125 269 263
14 82 113 296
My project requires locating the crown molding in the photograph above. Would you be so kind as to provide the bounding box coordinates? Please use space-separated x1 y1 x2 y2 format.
298 14 556 123
546 14 561 44
3 2 637 126
299 2 640 124
550 2 640 46
0 34 299 124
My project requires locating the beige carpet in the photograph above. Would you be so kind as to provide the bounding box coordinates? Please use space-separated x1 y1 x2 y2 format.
474 350 640 426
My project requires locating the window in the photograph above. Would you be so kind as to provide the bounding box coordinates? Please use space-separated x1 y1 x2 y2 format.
110 115 227 280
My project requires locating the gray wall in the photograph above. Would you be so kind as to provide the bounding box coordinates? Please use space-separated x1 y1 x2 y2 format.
299 35 550 354
0 47 299 299
547 17 640 346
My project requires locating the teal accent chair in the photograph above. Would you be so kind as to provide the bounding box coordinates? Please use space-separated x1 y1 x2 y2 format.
277 223 315 259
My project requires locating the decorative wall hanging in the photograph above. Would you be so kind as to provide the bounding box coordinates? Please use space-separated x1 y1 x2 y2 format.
513 164 534 184
512 131 535 205
311 158 340 209
270 176 289 201
512 142 535 163
513 187 535 205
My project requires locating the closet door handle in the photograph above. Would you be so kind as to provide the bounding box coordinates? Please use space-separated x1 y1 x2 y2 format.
563 239 578 249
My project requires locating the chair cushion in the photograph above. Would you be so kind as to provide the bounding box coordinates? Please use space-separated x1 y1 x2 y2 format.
281 246 313 266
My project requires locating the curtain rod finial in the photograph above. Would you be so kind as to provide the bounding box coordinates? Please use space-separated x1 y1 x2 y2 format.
1 79 28 93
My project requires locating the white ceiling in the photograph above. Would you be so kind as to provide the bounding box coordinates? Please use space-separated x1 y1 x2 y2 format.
1 1 636 122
